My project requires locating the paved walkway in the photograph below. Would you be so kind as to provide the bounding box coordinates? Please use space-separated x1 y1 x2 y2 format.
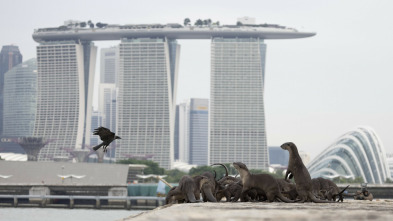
121 199 393 221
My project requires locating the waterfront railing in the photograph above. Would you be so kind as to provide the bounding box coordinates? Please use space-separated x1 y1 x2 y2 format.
0 195 164 210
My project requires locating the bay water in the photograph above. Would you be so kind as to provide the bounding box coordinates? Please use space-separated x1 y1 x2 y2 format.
0 208 144 221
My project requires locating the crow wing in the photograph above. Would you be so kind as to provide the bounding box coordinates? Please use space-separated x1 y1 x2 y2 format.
93 127 115 141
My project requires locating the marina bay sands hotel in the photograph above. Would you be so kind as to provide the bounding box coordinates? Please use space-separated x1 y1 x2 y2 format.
32 21 315 169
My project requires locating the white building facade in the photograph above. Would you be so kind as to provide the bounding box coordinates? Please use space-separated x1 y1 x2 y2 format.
178 102 190 163
100 47 117 84
34 41 96 161
116 38 179 169
98 83 117 132
209 38 268 170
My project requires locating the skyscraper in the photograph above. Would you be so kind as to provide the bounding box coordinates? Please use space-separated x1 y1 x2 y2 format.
32 20 314 167
34 41 96 161
174 105 180 161
176 98 209 165
116 38 179 169
90 110 102 147
189 98 208 165
3 58 37 137
100 47 117 84
209 38 268 170
98 83 116 131
0 45 23 135
177 102 189 163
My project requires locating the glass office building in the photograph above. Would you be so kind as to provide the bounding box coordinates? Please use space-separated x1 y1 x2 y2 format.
3 58 37 137
100 47 118 84
189 98 208 165
0 45 23 135
209 38 268 170
116 38 179 169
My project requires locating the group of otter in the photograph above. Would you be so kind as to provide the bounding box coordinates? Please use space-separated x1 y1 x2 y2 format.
166 142 349 204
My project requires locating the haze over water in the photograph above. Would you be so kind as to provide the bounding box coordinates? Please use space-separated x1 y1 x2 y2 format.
0 208 143 221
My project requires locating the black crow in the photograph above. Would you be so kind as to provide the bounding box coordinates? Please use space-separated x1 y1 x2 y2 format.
92 127 121 153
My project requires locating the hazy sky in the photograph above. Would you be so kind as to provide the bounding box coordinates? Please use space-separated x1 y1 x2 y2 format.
1 0 392 159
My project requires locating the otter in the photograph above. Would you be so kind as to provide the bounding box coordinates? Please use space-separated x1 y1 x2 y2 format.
216 180 264 202
212 163 239 185
165 175 209 204
311 178 325 199
281 142 334 203
318 177 349 202
200 171 218 202
165 186 185 204
216 180 243 202
233 162 293 203
276 178 298 200
212 163 241 201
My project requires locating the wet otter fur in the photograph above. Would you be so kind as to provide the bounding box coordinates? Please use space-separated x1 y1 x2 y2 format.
212 163 239 185
276 178 298 200
200 171 218 202
233 162 293 203
318 177 349 202
165 175 209 204
281 142 334 203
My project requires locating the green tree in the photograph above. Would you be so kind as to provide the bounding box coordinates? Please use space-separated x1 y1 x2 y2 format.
194 19 203 26
96 22 108 28
117 159 165 175
332 176 364 184
385 178 393 183
189 165 214 176
183 18 191 26
164 169 187 183
189 163 240 180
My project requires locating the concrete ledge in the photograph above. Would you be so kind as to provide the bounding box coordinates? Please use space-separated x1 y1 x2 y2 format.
121 200 393 221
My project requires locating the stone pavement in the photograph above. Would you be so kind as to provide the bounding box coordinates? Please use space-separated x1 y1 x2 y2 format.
120 199 393 221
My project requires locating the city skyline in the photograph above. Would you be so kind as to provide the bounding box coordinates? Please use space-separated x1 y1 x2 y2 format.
1 0 392 161
28 21 309 169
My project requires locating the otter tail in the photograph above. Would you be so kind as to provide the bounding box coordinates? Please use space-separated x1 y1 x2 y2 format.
309 192 335 203
186 191 197 203
277 192 294 203
335 185 350 202
203 187 217 202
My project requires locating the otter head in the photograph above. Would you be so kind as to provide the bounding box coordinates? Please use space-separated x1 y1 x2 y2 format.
200 176 210 188
280 142 298 152
201 176 209 184
165 186 177 204
233 162 248 171
165 195 174 204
